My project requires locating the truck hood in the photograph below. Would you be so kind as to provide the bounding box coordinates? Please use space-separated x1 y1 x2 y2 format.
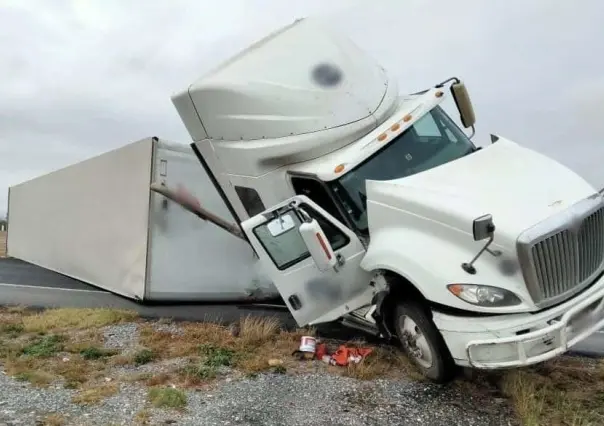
365 137 598 249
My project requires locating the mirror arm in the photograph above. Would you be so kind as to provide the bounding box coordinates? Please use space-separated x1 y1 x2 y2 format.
410 76 461 96
290 201 313 223
461 235 494 275
435 76 460 88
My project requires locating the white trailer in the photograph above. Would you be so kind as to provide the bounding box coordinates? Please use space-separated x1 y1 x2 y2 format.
6 137 276 302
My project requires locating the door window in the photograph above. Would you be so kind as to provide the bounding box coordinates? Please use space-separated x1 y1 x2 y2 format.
252 204 349 270
234 186 265 217
290 177 347 225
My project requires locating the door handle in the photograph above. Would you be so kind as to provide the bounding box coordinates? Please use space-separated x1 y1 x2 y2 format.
334 253 345 271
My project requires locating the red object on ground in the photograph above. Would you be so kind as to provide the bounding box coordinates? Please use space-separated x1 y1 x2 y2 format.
315 343 372 366
315 343 327 360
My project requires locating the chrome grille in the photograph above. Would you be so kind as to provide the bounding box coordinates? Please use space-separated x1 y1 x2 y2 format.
518 196 604 308
531 229 577 299
578 208 604 281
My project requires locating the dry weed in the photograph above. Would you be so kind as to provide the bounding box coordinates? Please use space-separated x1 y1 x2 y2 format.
147 387 187 410
39 413 66 426
22 308 137 332
237 315 280 346
134 409 152 425
341 345 419 381
496 357 604 426
72 383 119 405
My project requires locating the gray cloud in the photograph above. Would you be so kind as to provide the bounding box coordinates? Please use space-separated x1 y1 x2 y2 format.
1 0 603 217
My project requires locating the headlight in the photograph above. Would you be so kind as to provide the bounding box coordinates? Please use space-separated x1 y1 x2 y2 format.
447 284 522 307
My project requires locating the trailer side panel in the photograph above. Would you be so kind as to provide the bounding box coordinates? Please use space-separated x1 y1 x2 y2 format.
6 138 154 299
145 140 276 301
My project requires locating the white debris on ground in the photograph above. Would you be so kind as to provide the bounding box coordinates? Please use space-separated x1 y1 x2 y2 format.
0 322 516 426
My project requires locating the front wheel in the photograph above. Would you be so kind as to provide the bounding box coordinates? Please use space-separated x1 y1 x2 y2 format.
393 301 456 383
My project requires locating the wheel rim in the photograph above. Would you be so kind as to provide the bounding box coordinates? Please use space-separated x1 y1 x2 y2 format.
399 315 433 369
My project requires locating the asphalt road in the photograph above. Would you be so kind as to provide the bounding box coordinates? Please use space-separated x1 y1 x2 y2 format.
0 257 602 358
0 258 295 327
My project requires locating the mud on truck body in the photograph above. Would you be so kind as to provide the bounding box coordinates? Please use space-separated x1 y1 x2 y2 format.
165 17 604 382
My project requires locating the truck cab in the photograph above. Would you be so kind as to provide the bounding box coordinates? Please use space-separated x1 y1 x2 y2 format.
170 17 604 382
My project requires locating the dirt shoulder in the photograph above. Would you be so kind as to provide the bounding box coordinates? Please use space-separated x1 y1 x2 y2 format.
0 306 601 425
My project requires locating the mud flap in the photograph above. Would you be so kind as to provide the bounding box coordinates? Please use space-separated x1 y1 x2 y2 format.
371 290 394 340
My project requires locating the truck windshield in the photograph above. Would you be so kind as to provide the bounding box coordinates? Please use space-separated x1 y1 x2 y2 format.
329 105 476 234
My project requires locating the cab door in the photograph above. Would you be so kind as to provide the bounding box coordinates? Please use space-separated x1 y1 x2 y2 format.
240 195 374 326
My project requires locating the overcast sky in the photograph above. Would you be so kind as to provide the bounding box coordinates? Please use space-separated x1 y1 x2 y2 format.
1 0 603 217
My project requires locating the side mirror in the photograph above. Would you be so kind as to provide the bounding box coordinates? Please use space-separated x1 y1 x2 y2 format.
298 219 336 272
472 214 495 241
451 81 476 129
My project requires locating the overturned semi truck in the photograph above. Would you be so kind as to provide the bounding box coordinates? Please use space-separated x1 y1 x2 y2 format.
7 16 604 383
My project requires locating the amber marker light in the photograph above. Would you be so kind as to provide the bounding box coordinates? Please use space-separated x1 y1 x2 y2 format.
447 284 464 296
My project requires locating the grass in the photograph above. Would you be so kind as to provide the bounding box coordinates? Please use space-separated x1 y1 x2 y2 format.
133 348 156 365
2 306 604 425
180 363 218 383
14 369 55 386
199 343 236 367
238 316 281 346
80 346 117 360
39 413 66 426
22 308 137 332
0 307 130 390
134 409 152 425
72 383 119 405
21 334 66 357
1 322 24 337
499 357 604 426
147 387 187 410
176 344 238 385
146 315 604 425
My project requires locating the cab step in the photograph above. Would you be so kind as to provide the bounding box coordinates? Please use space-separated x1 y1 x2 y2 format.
340 313 381 337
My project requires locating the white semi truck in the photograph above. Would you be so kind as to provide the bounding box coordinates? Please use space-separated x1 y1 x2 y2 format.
165 17 604 382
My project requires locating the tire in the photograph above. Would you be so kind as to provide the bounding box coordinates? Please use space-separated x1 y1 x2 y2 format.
393 300 456 383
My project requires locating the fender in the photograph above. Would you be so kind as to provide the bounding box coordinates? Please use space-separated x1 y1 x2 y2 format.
359 226 531 313
360 229 432 299
369 270 428 341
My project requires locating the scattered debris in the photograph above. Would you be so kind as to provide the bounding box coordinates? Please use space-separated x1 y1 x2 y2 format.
292 336 373 366
317 344 373 367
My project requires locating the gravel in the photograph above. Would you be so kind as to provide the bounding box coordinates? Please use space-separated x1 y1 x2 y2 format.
0 322 516 425
103 323 139 351
0 369 515 426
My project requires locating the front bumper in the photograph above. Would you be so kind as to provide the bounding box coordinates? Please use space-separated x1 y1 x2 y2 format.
433 275 604 369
